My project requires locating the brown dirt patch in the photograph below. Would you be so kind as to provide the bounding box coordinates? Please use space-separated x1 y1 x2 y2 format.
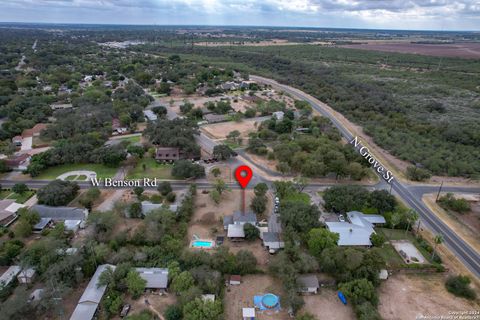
121 293 176 319
300 289 355 320
225 274 290 320
201 119 261 140
378 273 479 320
188 189 256 241
226 239 271 270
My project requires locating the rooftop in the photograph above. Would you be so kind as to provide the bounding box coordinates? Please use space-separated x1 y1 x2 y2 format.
296 274 319 289
31 205 87 221
135 268 169 289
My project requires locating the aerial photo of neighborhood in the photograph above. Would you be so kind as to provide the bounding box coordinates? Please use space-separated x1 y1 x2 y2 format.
0 1 479 320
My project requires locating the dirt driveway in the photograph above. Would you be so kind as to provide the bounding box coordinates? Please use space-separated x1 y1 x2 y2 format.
300 289 355 320
225 274 290 320
378 273 480 320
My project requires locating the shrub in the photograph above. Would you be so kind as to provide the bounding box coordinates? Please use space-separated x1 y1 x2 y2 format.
445 275 476 300
370 233 385 247
243 223 259 241
438 193 470 213
406 166 431 181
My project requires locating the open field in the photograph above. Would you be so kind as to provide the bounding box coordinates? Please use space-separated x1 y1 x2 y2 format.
225 274 290 320
201 118 261 140
127 158 175 180
341 42 480 59
378 273 479 320
31 163 117 180
423 194 480 255
300 288 355 320
122 292 176 319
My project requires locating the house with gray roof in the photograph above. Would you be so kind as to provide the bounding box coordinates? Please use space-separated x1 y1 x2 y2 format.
135 268 168 290
141 201 178 216
296 274 320 294
31 205 88 221
70 264 116 320
223 211 257 230
262 231 285 252
0 265 21 288
325 211 386 246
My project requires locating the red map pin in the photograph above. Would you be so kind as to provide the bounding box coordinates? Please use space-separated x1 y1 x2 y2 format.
234 165 253 188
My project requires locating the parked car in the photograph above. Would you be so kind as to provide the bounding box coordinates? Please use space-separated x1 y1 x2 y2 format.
339 214 345 222
120 304 131 317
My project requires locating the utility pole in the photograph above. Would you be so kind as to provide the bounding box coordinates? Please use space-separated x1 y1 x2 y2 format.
435 181 444 202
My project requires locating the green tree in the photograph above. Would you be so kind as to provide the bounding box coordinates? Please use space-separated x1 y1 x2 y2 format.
279 201 320 234
253 183 268 197
323 185 370 213
12 183 28 194
171 271 195 294
432 234 443 260
37 180 79 206
339 278 378 306
445 275 476 300
213 144 235 161
235 250 257 274
307 228 339 257
405 209 419 234
250 194 267 214
133 186 144 198
243 223 259 241
158 181 172 196
213 179 229 195
368 190 396 213
126 270 147 299
370 233 385 247
389 211 402 230
164 305 183 320
211 167 221 177
183 298 223 320
172 160 205 179
129 202 142 218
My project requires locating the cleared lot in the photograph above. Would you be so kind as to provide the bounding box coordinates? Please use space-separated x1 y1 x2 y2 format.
300 289 355 320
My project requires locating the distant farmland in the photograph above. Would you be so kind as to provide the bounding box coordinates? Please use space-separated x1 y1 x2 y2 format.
340 42 480 59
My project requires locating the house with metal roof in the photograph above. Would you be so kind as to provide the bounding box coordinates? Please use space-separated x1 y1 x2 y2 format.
325 211 386 246
296 274 320 294
0 200 25 227
223 211 257 230
135 268 168 289
262 232 285 252
0 265 21 288
31 205 88 221
70 264 116 320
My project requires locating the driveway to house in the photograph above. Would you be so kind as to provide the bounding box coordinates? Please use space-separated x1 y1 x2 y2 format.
20 137 32 151
57 171 97 181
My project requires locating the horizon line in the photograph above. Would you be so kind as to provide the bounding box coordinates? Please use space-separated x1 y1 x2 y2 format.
0 21 479 33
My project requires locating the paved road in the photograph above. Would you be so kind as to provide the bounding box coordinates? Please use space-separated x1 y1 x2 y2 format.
251 75 480 278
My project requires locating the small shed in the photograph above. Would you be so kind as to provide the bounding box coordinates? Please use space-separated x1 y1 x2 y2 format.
17 268 36 284
379 269 389 280
242 307 255 320
229 275 242 286
33 218 52 233
296 274 320 294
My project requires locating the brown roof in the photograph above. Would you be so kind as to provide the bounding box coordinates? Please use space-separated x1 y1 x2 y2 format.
22 124 48 138
230 275 242 282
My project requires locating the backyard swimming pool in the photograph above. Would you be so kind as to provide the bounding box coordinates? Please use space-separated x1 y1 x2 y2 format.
191 240 215 248
262 293 279 309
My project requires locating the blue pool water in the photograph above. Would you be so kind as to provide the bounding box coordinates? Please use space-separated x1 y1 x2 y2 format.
192 240 214 248
262 293 279 308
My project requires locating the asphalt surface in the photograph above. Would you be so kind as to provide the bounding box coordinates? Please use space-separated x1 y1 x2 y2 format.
251 75 480 278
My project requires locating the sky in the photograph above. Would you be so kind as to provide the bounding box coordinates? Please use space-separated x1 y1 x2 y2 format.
1 0 479 31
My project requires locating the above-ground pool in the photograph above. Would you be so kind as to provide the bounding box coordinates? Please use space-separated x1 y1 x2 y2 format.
262 293 279 309
191 240 215 248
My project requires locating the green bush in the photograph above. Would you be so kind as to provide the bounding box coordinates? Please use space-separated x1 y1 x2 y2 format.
445 275 476 300
438 193 470 213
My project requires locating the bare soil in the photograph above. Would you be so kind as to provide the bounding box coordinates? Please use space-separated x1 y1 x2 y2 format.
341 42 480 59
120 292 176 320
300 289 356 320
224 274 290 320
226 239 271 270
188 189 256 241
201 118 261 140
378 273 479 320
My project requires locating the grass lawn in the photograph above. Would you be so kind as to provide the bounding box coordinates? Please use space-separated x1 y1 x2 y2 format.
377 228 435 264
34 163 118 180
127 158 176 180
117 135 141 144
377 243 406 267
0 190 35 204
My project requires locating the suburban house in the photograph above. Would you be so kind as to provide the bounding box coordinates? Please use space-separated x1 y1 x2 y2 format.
261 232 285 253
325 211 386 246
141 201 179 216
155 147 185 162
296 274 320 294
135 268 169 292
224 211 257 240
112 118 127 135
0 265 21 288
203 113 228 124
22 123 48 139
17 268 36 284
70 264 116 320
143 110 158 121
0 200 25 227
31 205 88 232
5 153 31 171
12 135 23 147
